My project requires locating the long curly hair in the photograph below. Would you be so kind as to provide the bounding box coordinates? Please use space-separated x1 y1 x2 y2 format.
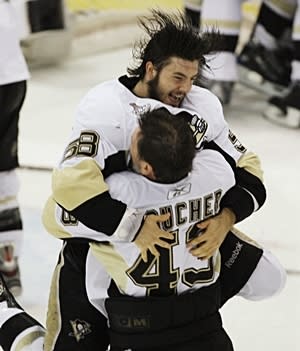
127 9 221 83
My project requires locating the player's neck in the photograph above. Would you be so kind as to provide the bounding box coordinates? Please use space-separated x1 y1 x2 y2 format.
133 80 150 98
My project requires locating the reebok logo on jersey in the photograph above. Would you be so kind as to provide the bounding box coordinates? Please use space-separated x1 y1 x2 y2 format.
225 242 243 268
167 183 191 199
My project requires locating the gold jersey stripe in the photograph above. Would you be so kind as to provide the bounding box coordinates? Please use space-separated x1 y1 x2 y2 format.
42 197 72 239
0 195 16 205
231 227 262 249
237 152 264 182
268 0 297 17
52 159 109 211
44 245 66 351
90 242 129 293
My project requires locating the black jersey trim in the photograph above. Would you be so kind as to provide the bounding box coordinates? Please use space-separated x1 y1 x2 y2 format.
70 192 126 235
203 141 266 222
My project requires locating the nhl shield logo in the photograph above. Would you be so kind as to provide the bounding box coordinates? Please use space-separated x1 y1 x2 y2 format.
129 102 151 116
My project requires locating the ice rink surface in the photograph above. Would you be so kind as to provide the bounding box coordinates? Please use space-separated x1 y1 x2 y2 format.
15 47 300 350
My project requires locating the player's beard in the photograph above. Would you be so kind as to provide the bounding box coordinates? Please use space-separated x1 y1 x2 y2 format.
147 74 161 102
147 75 184 107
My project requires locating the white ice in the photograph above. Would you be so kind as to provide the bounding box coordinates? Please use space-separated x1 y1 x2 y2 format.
15 47 300 350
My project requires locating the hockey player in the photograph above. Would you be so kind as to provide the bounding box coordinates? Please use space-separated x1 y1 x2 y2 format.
184 0 202 29
0 0 30 296
184 0 246 105
238 0 295 95
244 0 300 128
0 108 286 351
40 9 268 350
45 9 266 258
196 0 243 105
183 0 296 107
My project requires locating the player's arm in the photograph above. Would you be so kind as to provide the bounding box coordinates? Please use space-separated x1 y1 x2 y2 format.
48 130 130 239
187 142 266 259
187 89 266 258
43 88 171 246
202 140 266 223
193 89 266 222
42 88 131 240
44 157 172 246
45 146 172 248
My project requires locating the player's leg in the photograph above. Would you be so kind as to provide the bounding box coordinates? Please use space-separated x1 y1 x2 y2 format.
238 0 296 93
263 1 300 128
27 0 65 32
44 241 109 351
220 227 286 306
238 247 286 300
0 271 45 351
0 81 27 297
200 0 242 105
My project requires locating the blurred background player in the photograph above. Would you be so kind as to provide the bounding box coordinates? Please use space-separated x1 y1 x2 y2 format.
238 0 294 94
184 0 243 105
239 0 300 128
184 0 300 118
200 0 243 105
184 0 202 29
27 0 66 32
24 0 71 65
0 0 30 296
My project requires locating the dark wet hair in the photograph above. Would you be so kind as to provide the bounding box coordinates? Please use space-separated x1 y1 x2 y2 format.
127 9 221 83
138 107 196 183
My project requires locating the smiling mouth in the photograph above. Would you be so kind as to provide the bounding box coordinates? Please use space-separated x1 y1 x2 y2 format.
169 93 184 106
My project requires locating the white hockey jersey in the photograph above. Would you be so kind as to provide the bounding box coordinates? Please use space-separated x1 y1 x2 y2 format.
60 78 245 171
43 78 249 241
55 149 235 314
0 1 29 85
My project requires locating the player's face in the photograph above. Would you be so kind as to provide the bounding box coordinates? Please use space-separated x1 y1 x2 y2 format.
148 57 198 107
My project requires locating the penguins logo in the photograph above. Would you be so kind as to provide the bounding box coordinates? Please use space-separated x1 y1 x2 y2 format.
189 114 208 149
69 319 92 342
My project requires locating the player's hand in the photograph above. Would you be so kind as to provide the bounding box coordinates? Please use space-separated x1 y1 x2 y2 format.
134 213 173 262
186 208 236 260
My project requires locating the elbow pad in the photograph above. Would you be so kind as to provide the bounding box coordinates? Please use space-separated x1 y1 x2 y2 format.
220 174 266 223
235 167 267 209
70 192 127 235
222 166 267 223
220 185 256 223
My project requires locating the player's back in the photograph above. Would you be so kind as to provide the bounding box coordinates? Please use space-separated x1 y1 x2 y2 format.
89 149 235 298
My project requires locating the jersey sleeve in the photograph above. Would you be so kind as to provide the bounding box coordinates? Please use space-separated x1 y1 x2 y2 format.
43 170 146 242
45 83 138 239
189 87 266 222
188 87 247 161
